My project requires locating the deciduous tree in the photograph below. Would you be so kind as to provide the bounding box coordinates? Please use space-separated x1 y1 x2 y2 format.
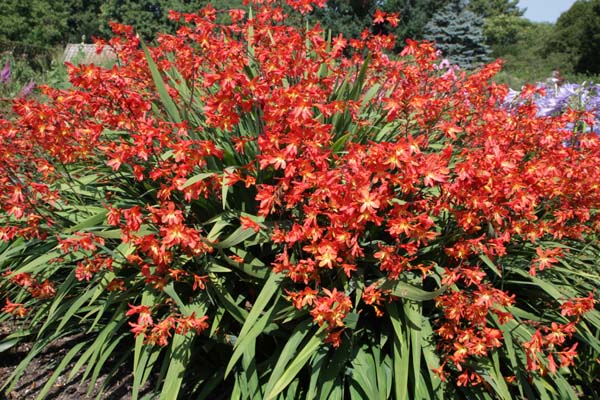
546 0 600 75
467 0 524 18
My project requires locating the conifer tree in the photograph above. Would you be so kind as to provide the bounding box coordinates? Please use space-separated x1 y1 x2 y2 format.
424 0 490 68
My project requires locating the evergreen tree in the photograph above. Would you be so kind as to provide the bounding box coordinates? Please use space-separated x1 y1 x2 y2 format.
424 0 490 68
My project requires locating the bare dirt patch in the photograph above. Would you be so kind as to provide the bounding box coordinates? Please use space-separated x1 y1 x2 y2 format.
0 323 152 400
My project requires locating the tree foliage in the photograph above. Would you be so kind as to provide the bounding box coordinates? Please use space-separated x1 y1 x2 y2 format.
0 0 246 48
64 0 104 43
310 0 449 47
484 14 532 50
546 0 600 75
467 0 524 19
424 0 490 68
0 0 70 48
99 0 245 40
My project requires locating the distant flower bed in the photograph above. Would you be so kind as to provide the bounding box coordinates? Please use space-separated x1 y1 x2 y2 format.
506 78 600 131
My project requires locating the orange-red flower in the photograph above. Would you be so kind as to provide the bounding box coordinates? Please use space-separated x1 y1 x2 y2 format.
2 297 28 317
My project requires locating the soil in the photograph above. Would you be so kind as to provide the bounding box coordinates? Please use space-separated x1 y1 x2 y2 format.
0 323 153 400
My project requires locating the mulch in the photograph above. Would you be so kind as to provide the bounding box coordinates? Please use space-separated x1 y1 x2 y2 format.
0 322 152 400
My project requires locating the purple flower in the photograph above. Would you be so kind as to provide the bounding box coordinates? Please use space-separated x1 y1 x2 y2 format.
503 78 600 143
437 59 451 70
0 60 10 83
18 79 35 98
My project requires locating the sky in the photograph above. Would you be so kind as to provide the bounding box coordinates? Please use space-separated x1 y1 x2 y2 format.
519 0 577 23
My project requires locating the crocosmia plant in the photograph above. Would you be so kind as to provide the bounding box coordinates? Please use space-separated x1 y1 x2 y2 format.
1 1 599 399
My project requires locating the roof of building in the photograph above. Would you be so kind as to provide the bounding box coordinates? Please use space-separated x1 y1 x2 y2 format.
63 44 117 65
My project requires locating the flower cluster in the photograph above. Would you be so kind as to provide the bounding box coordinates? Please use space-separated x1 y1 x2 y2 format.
506 78 600 135
0 0 598 393
524 292 595 377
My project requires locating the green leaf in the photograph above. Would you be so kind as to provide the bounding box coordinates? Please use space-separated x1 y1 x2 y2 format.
483 350 513 400
331 132 351 153
264 328 324 400
421 319 444 399
213 225 256 249
305 347 328 399
492 314 534 399
380 280 446 301
350 345 382 400
9 249 62 276
405 301 422 396
0 330 31 353
349 54 370 101
68 305 126 383
86 335 125 397
360 83 381 112
225 272 283 378
181 172 216 189
479 253 503 277
54 284 97 333
132 288 158 400
210 280 248 325
387 303 410 400
64 209 108 234
315 339 351 399
141 41 182 124
35 341 89 400
37 272 78 338
1 331 64 393
343 312 359 330
159 333 194 400
263 319 313 396
222 166 236 210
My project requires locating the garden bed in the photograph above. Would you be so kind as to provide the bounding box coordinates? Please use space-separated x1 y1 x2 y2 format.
0 323 152 400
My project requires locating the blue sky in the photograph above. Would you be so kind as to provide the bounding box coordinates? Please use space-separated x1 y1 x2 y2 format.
519 0 577 23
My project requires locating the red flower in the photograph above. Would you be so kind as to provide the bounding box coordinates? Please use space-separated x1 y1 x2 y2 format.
373 10 386 25
240 215 261 233
2 297 28 317
530 246 562 276
560 292 595 318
